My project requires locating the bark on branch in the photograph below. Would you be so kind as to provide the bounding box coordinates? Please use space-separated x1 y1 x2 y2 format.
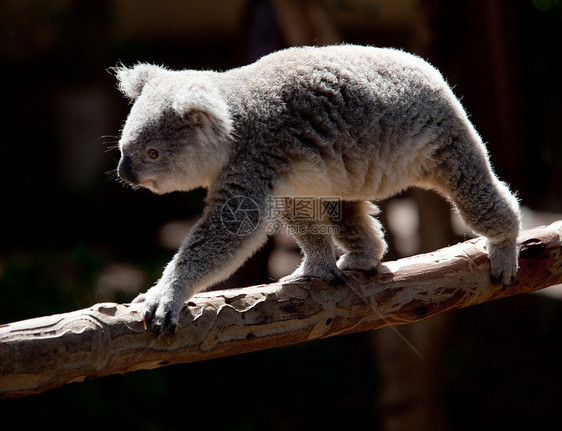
1 221 562 399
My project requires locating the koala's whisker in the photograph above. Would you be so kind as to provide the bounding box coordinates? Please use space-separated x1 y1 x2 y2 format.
97 134 120 145
105 144 119 153
104 169 119 183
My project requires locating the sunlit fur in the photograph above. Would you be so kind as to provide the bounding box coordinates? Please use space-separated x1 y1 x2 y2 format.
115 45 520 332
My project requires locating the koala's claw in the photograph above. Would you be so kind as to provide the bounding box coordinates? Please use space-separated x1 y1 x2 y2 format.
491 272 516 290
488 238 518 287
133 286 182 335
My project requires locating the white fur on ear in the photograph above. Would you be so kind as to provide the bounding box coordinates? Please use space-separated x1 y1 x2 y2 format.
114 63 164 100
173 81 233 136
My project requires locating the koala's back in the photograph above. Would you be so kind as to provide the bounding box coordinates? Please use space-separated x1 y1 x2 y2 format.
223 45 469 199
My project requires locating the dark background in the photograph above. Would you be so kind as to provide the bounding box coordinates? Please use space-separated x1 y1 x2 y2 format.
1 0 561 429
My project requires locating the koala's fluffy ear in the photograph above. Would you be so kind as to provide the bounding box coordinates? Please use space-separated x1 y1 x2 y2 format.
113 63 163 100
173 82 233 137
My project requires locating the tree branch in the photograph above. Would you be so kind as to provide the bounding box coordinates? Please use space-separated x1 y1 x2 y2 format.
1 221 561 399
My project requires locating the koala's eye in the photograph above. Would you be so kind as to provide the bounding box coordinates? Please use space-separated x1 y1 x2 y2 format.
147 149 159 160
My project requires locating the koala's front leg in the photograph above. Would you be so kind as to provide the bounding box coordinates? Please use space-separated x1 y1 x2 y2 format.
133 194 268 334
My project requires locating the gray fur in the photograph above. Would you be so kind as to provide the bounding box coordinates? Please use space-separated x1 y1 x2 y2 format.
114 45 520 333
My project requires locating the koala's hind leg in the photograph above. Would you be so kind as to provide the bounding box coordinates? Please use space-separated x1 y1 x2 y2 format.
278 198 345 284
332 201 387 275
432 128 520 285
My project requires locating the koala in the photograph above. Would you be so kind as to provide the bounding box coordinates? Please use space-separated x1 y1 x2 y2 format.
114 45 520 334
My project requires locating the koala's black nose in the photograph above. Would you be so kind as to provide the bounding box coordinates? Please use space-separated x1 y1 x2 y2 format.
118 154 138 184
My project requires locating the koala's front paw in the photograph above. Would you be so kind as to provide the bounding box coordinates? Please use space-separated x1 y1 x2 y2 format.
133 281 184 335
488 238 518 286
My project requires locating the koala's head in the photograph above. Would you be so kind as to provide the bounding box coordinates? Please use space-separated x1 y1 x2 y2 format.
114 63 232 194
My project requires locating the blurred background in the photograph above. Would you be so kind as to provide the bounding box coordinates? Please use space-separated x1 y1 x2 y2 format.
1 0 562 429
